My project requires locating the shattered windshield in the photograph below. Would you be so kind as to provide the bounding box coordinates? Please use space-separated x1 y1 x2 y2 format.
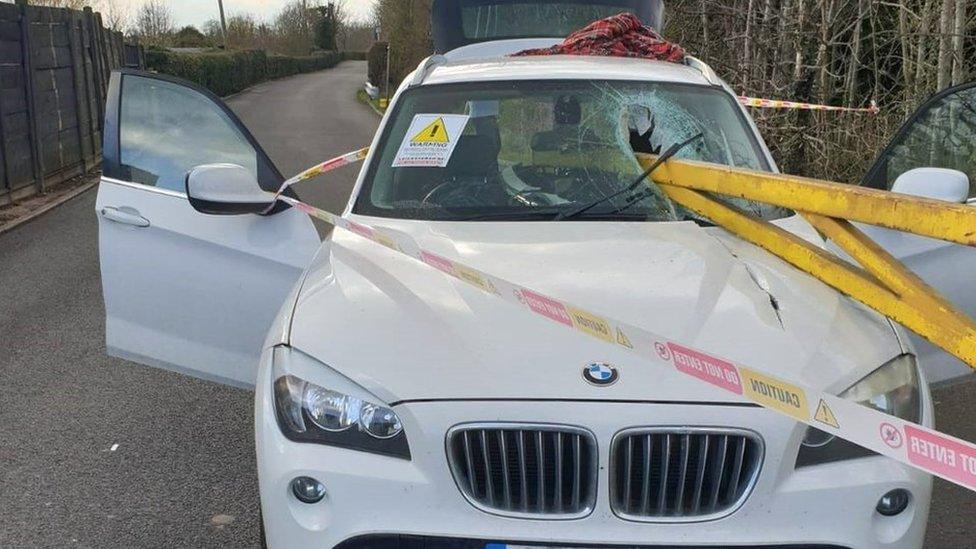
355 80 782 222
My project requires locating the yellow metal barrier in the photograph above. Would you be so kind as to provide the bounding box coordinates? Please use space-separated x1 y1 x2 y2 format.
649 158 976 246
637 154 976 370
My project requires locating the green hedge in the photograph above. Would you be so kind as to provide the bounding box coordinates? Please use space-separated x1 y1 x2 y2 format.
144 48 348 97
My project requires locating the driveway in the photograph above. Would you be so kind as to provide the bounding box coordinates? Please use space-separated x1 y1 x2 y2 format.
0 59 972 547
227 61 380 213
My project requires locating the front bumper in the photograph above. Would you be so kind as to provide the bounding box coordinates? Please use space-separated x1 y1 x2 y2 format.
333 536 848 548
255 354 932 549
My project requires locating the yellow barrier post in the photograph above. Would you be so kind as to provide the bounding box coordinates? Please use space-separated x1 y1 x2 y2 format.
648 157 976 246
636 154 976 370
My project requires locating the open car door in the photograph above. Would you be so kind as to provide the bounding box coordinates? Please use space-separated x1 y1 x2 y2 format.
860 82 976 382
96 70 320 387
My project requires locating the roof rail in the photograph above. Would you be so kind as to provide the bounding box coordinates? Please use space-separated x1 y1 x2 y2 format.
409 55 448 88
684 56 722 87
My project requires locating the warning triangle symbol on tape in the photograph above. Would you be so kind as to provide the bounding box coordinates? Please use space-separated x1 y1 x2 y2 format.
412 117 450 143
616 327 634 349
814 399 839 429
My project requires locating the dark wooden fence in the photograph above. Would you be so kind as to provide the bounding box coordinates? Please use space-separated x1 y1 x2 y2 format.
1 0 140 205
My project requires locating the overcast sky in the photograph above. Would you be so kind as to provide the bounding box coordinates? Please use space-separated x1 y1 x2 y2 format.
121 0 377 29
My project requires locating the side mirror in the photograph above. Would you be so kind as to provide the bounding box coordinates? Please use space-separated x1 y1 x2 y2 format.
186 164 276 215
891 167 969 203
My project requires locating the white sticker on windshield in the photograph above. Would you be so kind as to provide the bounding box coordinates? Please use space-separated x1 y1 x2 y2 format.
392 114 470 168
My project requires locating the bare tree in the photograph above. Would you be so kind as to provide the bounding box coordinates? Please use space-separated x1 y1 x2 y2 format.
376 0 433 83
194 2 353 55
951 0 967 85
936 0 953 89
275 0 317 55
341 19 378 52
328 0 353 50
226 13 271 50
97 0 130 32
666 0 976 182
135 0 172 46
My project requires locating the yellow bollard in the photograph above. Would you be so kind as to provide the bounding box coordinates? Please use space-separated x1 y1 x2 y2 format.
635 154 976 370
647 157 976 246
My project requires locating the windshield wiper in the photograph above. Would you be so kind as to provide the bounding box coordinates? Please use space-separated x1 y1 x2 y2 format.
457 209 565 221
554 133 704 221
456 210 652 222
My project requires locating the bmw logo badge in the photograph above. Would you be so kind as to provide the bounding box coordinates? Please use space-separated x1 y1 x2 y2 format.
583 362 619 386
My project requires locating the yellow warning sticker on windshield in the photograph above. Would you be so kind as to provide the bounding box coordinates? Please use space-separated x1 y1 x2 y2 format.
412 117 450 143
393 114 469 168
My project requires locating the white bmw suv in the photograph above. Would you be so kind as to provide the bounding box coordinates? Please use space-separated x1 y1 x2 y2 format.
97 5 937 549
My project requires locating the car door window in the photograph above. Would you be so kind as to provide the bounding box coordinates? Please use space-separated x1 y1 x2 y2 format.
119 75 259 192
865 85 976 199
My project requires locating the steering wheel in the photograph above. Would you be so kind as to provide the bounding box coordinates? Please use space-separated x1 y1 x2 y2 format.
420 181 455 208
509 189 552 207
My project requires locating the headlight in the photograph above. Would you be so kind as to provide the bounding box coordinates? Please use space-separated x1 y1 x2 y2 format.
796 355 920 467
272 349 410 460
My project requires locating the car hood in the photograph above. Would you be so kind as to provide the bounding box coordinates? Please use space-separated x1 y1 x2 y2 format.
287 216 903 404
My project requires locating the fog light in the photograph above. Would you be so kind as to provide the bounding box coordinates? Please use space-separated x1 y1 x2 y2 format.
290 476 326 504
876 489 910 516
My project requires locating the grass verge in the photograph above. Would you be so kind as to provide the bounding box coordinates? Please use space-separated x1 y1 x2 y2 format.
356 89 386 116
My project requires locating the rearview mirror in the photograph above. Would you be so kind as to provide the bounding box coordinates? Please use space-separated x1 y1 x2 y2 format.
891 167 969 203
186 164 276 215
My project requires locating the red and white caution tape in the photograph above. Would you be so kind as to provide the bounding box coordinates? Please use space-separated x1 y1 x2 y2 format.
739 96 880 114
268 147 369 205
282 149 976 493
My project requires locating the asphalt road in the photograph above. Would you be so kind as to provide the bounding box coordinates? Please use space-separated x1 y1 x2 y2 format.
227 61 380 216
0 59 973 548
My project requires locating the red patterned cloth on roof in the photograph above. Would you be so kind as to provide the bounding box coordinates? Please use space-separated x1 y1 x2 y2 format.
512 12 686 63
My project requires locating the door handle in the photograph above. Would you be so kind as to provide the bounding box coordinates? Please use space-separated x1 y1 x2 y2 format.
101 206 150 227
